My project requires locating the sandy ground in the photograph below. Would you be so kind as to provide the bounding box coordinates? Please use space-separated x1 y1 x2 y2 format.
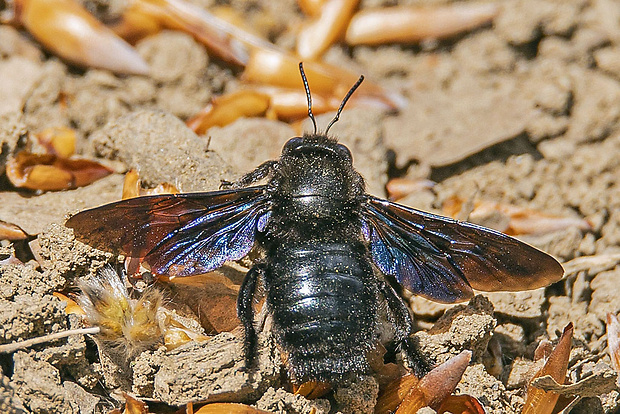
1 0 620 413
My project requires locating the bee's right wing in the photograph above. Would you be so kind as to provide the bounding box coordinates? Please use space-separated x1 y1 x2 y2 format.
361 196 564 303
66 187 271 277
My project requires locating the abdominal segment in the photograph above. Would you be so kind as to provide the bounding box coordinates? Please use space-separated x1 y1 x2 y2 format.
264 241 379 383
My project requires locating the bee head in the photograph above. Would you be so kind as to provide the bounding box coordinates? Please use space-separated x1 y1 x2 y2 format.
282 135 353 164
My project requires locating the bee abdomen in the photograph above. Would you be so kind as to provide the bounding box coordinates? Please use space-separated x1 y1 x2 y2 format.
265 242 378 383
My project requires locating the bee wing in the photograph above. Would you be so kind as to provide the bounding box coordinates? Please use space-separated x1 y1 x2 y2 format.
362 196 564 303
66 187 270 277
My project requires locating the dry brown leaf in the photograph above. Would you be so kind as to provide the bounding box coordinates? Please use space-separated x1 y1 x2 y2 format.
607 313 620 373
532 371 617 398
522 323 573 414
145 182 179 196
111 0 274 66
194 403 272 413
293 381 331 399
442 196 591 236
386 177 435 201
0 219 28 241
345 3 498 45
377 350 471 413
122 393 149 414
187 90 271 134
243 48 405 111
260 86 340 121
398 350 471 412
53 292 86 316
437 394 486 414
298 0 327 16
562 254 620 277
375 373 420 414
122 169 141 199
162 270 241 333
187 85 345 130
296 0 360 60
6 151 113 191
34 126 76 158
122 169 179 199
6 0 148 74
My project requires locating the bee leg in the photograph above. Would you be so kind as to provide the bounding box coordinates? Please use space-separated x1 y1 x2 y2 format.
379 280 432 377
401 337 432 378
222 160 279 189
237 263 266 367
379 279 412 341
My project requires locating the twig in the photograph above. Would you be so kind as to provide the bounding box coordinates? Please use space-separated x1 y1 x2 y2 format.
0 326 100 353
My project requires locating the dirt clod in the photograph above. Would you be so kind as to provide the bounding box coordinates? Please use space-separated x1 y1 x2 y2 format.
153 332 281 405
255 387 331 414
413 295 496 365
90 110 232 192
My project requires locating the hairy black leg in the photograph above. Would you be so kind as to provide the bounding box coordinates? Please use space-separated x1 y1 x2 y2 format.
379 279 432 377
401 337 432 378
379 279 413 341
237 263 265 367
221 161 279 189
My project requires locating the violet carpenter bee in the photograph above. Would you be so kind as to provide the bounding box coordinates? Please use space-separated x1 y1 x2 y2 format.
66 63 564 384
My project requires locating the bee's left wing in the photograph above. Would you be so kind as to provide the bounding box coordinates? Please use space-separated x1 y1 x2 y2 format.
361 196 564 303
66 187 271 277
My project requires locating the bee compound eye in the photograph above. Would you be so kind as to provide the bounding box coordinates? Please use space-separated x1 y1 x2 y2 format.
336 144 352 162
283 137 304 154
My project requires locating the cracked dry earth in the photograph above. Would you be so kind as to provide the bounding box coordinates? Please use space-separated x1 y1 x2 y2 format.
1 0 620 413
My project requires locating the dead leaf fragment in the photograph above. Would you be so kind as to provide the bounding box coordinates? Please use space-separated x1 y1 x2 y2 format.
53 292 85 316
345 3 498 45
386 177 435 201
243 47 405 111
442 196 591 236
122 393 149 414
122 169 141 199
194 403 271 413
296 0 360 60
34 126 76 158
607 313 620 373
6 151 113 191
112 0 273 66
380 350 472 413
375 373 420 414
122 169 179 199
161 270 242 333
298 0 327 17
7 0 149 74
437 394 487 414
187 90 271 134
522 323 573 414
293 381 332 399
0 220 28 241
531 370 617 398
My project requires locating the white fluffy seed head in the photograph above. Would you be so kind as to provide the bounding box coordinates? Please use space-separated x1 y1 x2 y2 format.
77 267 164 359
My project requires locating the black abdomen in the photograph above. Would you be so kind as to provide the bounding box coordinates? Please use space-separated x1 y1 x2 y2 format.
264 241 378 383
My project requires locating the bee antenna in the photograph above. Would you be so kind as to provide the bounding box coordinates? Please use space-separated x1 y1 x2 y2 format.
299 62 318 134
325 75 364 134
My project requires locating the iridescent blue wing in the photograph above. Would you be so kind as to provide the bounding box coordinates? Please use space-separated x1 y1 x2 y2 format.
66 187 270 277
362 196 564 303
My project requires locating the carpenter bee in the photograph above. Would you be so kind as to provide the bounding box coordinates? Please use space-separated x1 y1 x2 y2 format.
66 64 564 384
